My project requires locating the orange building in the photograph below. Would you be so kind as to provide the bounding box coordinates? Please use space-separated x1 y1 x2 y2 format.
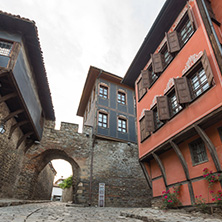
123 0 222 206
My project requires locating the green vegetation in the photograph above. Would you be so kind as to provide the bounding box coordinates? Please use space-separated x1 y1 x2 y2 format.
59 176 73 189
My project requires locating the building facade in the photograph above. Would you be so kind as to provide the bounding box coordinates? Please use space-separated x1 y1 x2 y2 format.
0 11 55 199
122 0 222 206
77 66 151 207
77 66 137 143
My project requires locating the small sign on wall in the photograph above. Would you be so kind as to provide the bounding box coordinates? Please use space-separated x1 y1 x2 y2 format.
98 183 105 207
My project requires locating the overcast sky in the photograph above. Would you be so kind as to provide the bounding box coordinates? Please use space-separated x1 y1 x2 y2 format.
0 0 165 179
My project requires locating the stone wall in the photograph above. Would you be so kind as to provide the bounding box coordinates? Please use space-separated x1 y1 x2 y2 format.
62 187 73 202
0 102 26 198
90 139 151 207
33 164 55 200
0 116 152 207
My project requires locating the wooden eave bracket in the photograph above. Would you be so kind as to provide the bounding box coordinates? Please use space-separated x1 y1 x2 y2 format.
0 92 17 104
2 109 24 123
8 120 29 139
16 132 34 149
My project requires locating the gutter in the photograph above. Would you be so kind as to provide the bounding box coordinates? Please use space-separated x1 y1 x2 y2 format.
201 0 222 56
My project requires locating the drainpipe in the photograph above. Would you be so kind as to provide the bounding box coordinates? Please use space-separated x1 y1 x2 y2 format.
201 0 222 56
89 134 96 206
89 69 103 205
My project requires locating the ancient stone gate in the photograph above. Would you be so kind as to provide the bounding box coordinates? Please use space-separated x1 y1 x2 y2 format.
0 119 151 207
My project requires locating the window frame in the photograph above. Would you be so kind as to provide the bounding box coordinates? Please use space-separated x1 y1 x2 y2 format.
117 90 127 105
0 39 13 57
189 138 208 166
98 111 108 128
99 84 109 99
175 11 195 48
168 90 183 117
152 106 164 131
117 116 127 133
218 127 222 142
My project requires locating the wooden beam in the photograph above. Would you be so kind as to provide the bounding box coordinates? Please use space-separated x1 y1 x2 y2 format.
152 152 168 188
170 140 195 204
2 109 24 123
0 92 17 104
16 132 33 149
0 70 9 77
24 140 34 153
8 120 29 139
194 124 222 171
170 140 190 180
139 161 152 189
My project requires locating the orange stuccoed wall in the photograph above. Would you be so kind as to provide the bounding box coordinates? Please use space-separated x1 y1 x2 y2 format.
136 0 222 206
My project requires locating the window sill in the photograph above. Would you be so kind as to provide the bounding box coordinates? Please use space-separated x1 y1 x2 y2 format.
192 159 208 167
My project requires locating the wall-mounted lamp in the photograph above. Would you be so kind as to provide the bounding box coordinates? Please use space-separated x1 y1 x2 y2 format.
0 123 6 134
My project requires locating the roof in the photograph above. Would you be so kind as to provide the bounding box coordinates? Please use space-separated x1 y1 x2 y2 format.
122 0 187 87
77 66 128 117
0 11 55 120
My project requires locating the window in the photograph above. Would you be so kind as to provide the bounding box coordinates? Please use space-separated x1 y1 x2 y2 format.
218 127 222 142
189 138 208 165
118 91 126 104
161 44 173 67
190 67 209 98
99 85 108 99
0 41 12 56
153 108 164 130
169 92 182 116
98 112 108 128
174 50 213 104
177 13 195 46
118 118 127 133
140 115 150 142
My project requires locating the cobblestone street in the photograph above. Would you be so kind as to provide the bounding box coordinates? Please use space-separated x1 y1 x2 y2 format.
1 202 222 222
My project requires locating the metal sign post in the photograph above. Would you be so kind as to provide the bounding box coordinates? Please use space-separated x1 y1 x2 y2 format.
98 183 105 207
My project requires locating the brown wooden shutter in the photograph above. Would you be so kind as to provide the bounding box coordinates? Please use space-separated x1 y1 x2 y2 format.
166 31 181 53
137 78 147 101
142 70 151 89
201 50 214 85
151 53 164 73
140 117 150 141
187 7 197 30
174 77 192 104
156 96 170 121
145 110 155 132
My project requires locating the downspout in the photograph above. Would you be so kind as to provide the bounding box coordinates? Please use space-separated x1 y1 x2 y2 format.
89 69 103 206
89 134 96 206
201 0 222 56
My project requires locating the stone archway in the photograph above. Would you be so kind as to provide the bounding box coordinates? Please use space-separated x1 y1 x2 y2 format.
14 121 93 204
15 149 80 202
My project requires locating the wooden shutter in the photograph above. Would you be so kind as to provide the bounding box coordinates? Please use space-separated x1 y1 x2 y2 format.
140 117 150 141
187 7 197 30
142 70 151 89
174 77 192 104
166 31 181 53
137 79 146 100
156 96 170 121
201 50 214 85
145 110 155 132
151 53 164 74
